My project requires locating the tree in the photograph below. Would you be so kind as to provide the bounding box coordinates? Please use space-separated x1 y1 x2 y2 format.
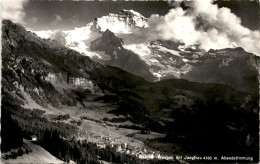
1 109 23 152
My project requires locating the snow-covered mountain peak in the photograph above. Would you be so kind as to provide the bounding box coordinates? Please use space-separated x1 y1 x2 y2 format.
32 9 241 81
33 9 148 58
119 9 147 19
91 10 147 34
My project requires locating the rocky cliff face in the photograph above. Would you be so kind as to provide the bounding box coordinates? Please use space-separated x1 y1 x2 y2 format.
44 72 98 92
2 20 147 110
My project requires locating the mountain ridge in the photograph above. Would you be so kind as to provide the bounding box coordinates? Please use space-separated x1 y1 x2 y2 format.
32 9 259 95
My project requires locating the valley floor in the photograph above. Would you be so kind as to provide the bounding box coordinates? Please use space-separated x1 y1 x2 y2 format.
51 94 170 160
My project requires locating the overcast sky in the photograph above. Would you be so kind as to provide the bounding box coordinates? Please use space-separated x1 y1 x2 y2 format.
17 0 259 31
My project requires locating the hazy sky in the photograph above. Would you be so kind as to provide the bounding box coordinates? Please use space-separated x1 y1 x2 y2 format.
20 0 259 31
23 1 171 30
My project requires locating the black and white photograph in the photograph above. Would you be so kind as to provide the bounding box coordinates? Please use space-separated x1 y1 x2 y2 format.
1 0 259 163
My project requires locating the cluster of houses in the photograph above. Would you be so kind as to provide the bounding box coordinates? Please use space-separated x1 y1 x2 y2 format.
99 140 174 160
77 130 174 161
115 143 174 160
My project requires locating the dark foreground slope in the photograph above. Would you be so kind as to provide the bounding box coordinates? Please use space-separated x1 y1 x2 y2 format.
2 20 259 163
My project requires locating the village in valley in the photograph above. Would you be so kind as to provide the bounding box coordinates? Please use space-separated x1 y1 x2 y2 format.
77 128 174 161
54 100 174 162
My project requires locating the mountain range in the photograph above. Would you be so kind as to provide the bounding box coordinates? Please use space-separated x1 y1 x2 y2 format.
34 9 260 95
1 10 259 163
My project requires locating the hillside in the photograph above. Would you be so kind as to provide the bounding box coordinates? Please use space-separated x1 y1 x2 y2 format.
1 140 65 164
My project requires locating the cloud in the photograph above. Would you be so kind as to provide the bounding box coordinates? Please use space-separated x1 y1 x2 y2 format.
2 0 28 24
129 0 260 55
50 15 63 27
50 31 67 46
146 8 200 45
191 0 260 55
